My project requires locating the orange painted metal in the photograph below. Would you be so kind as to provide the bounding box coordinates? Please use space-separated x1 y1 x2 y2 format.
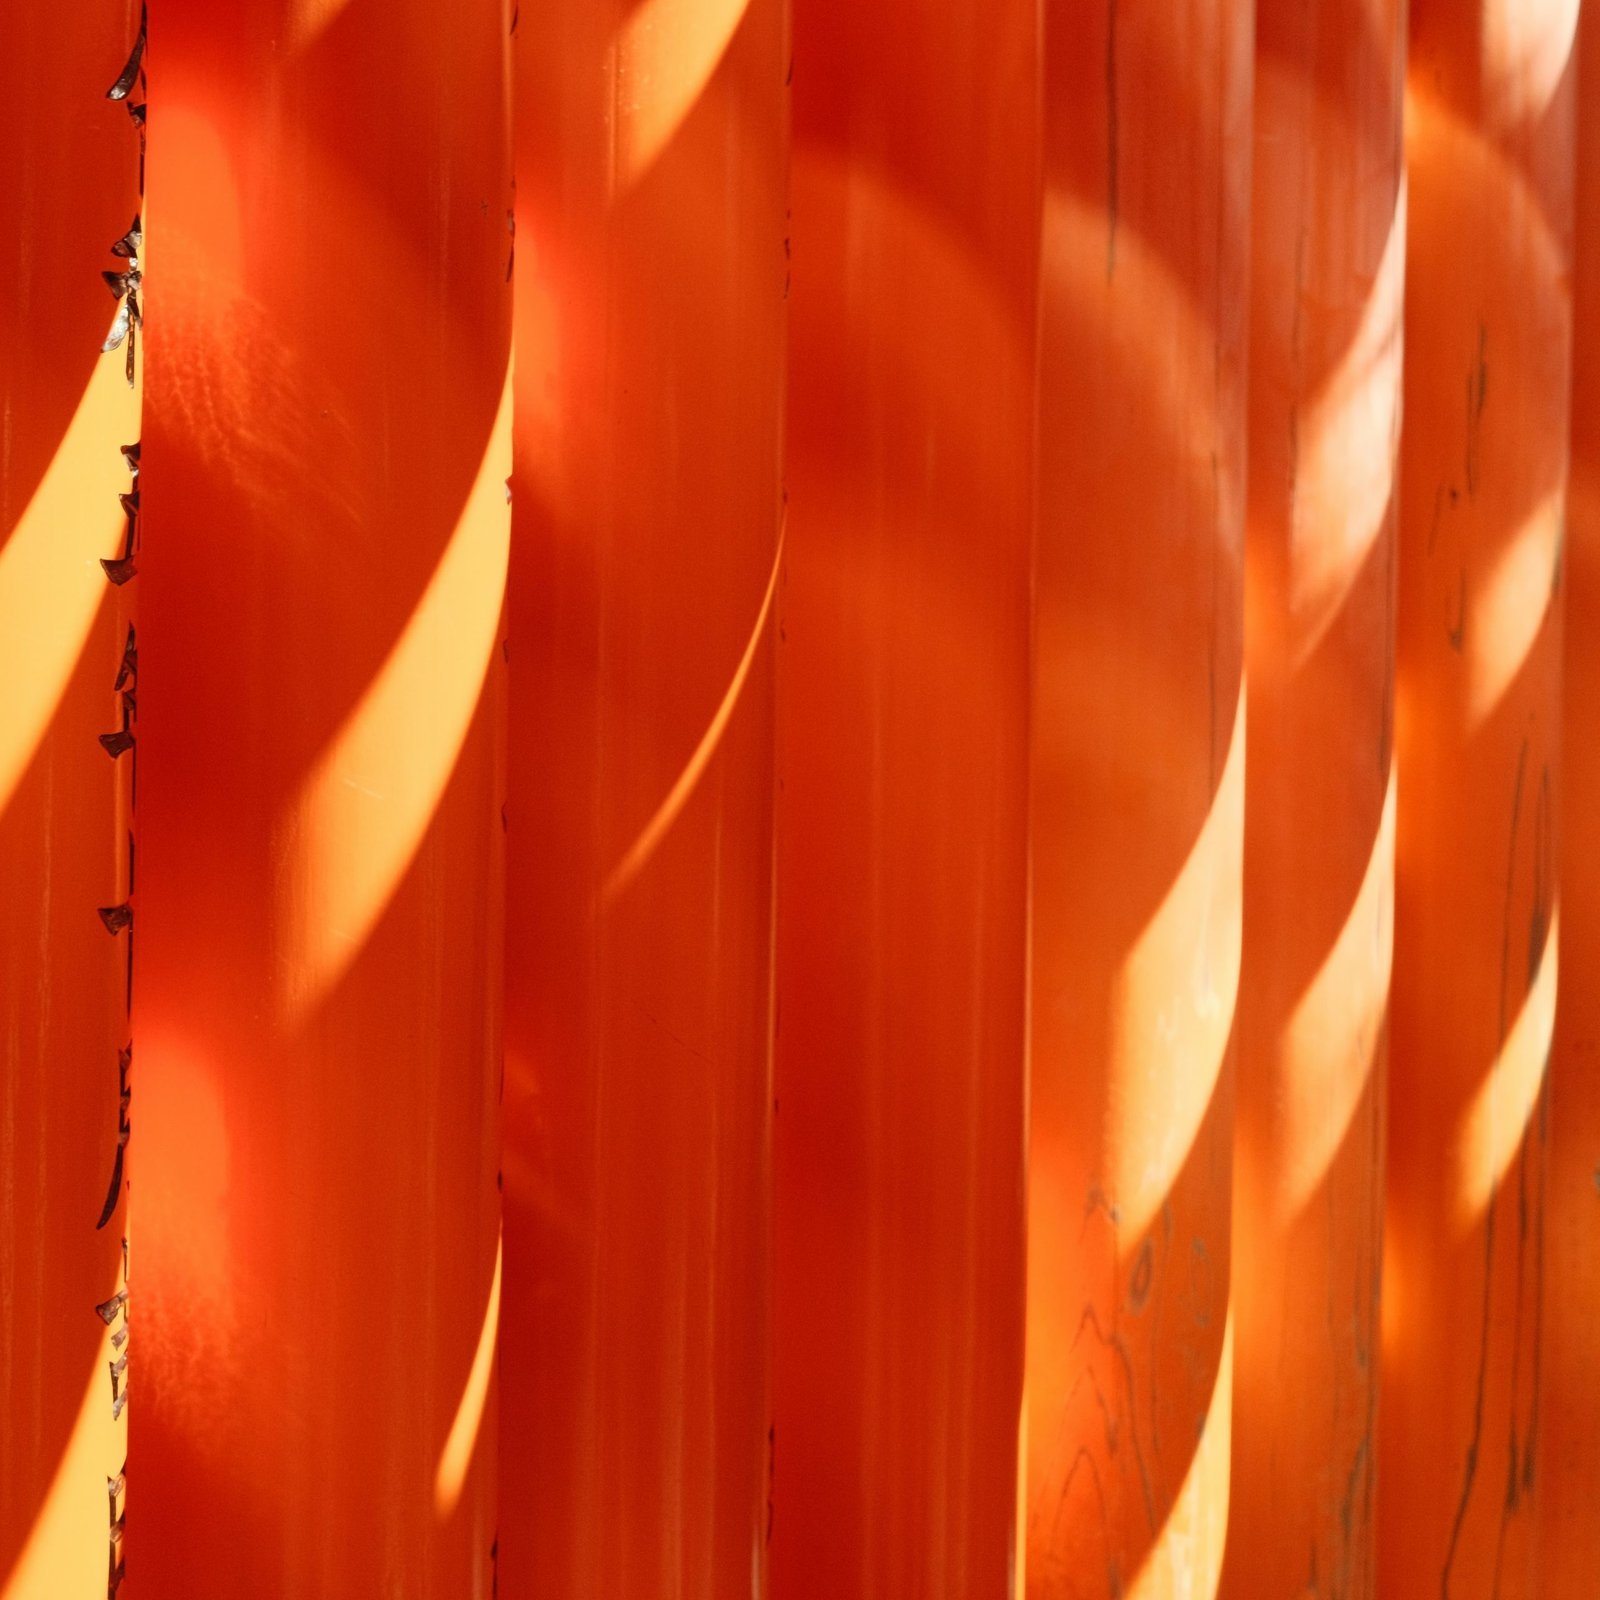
134 2 511 1593
1379 2 1575 1595
772 3 1036 1595
1025 2 1253 1596
0 5 142 1598
1225 3 1404 1596
1536 0 1600 1590
500 1 786 1594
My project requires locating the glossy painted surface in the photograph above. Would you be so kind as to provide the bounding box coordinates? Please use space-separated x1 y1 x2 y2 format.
1026 3 1252 1596
1536 0 1600 1589
0 5 141 1597
772 5 1035 1596
1225 3 1403 1595
1380 1 1575 1594
135 2 511 1593
500 1 786 1594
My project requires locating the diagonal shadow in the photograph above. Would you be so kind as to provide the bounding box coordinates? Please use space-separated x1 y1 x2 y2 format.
499 0 787 1594
1 1 146 1593
132 0 512 1594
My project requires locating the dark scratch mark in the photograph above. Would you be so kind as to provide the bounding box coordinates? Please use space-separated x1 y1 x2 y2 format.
638 1007 713 1069
1188 1236 1215 1329
1052 1446 1120 1598
1082 1184 1121 1234
1466 323 1488 499
1073 1303 1156 1533
1126 1237 1153 1313
1148 1201 1171 1461
1447 567 1466 652
1428 483 1446 555
1443 737 1530 1599
1441 1192 1496 1600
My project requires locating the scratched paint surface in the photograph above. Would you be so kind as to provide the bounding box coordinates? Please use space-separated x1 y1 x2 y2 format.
1027 2 1253 1596
1224 3 1404 1597
1379 3 1575 1596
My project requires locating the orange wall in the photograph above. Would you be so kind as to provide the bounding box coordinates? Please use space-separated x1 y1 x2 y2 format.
1380 2 1575 1594
1227 2 1404 1595
1026 2 1252 1595
1538 0 1600 1590
1 6 141 1597
773 2 1036 1593
135 2 511 1593
501 1 786 1594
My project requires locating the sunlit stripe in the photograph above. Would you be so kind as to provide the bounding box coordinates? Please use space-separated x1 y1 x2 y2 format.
0 358 136 818
1456 906 1558 1230
283 0 358 52
602 526 783 904
1278 767 1395 1218
1468 488 1563 728
435 1233 502 1518
1125 1309 1234 1600
615 0 752 187
1482 0 1580 128
1289 182 1405 671
278 367 512 1024
1108 684 1245 1241
1 1360 120 1600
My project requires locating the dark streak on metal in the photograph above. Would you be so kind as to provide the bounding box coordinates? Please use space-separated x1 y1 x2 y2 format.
1427 482 1446 556
1073 1303 1157 1534
1054 1445 1120 1598
1465 323 1488 499
1126 1237 1153 1313
1442 737 1530 1599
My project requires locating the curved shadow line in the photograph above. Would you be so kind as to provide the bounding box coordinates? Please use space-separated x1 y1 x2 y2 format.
602 522 783 905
